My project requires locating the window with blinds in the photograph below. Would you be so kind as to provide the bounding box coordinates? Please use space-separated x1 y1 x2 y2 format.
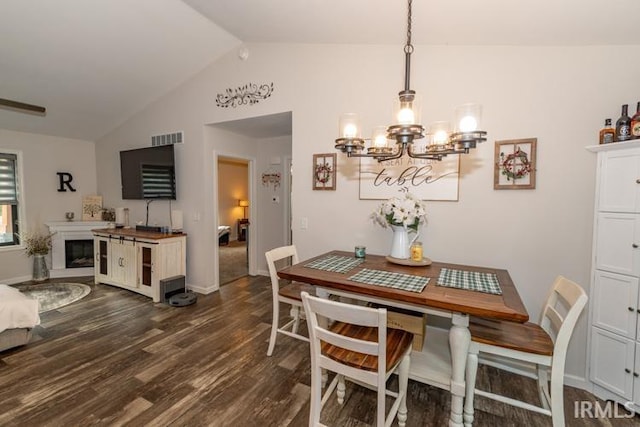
141 164 176 199
0 152 20 246
0 153 18 205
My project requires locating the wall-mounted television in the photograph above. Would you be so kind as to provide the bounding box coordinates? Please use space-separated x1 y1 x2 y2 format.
120 145 176 200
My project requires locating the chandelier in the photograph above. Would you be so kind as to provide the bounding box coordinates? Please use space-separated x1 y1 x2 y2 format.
334 0 486 162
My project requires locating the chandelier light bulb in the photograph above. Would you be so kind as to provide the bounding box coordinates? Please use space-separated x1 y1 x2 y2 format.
343 124 358 138
433 130 449 144
338 113 361 139
372 126 388 148
397 107 415 125
459 116 478 133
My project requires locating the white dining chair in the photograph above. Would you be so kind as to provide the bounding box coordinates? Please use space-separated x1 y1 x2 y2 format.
464 275 588 427
301 291 413 427
265 245 313 356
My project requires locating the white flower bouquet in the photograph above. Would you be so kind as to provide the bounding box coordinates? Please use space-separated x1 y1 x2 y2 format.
371 192 427 232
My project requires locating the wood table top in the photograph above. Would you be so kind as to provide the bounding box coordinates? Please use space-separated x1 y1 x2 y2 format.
278 250 529 323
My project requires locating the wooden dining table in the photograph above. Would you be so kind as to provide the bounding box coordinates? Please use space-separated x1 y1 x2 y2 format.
277 250 529 427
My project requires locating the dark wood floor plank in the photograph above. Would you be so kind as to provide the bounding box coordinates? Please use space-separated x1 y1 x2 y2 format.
1 276 638 426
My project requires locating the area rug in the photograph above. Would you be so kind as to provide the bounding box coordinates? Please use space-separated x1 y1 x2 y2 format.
17 283 91 313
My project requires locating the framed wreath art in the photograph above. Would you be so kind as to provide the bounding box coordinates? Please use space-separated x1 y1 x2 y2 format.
312 153 336 191
494 138 537 190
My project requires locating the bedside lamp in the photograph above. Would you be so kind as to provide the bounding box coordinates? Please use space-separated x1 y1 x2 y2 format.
238 199 249 219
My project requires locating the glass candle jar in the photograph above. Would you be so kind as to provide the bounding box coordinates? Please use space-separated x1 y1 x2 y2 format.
410 242 423 262
355 246 366 259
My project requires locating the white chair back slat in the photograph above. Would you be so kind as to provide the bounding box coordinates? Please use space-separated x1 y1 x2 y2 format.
265 245 298 291
544 306 564 341
316 328 379 355
319 356 379 387
306 293 381 327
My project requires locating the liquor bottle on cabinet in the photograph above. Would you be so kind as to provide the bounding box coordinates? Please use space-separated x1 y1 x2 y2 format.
599 119 615 144
615 104 631 141
631 102 640 139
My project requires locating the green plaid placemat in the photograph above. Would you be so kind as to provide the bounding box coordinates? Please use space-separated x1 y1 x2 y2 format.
348 269 429 293
304 255 364 274
437 268 502 295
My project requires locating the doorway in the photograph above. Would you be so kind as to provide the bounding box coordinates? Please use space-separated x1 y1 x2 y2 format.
217 156 249 285
210 111 292 289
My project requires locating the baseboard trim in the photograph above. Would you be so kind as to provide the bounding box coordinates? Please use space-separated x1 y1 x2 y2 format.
188 283 218 295
2 275 32 285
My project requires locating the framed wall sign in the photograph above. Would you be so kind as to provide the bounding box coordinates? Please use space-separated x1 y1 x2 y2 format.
494 138 537 190
313 153 336 191
358 152 460 200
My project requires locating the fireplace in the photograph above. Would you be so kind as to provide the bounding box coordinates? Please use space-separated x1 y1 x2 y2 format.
46 220 108 278
65 239 95 269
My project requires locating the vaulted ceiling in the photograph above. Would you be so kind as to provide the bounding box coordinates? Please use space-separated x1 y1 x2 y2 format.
2 0 639 141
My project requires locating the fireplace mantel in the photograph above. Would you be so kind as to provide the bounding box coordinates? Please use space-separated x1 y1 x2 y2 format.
46 221 108 278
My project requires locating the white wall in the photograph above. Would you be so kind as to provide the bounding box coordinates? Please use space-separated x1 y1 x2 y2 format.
95 42 640 383
0 129 96 283
256 135 292 272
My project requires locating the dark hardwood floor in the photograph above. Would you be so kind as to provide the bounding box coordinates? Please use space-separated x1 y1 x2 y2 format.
1 276 638 426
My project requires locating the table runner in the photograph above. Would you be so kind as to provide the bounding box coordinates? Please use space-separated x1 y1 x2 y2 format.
304 255 364 274
348 269 429 293
436 268 502 295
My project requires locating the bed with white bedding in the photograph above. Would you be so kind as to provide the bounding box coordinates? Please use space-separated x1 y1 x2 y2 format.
0 285 40 352
218 225 231 246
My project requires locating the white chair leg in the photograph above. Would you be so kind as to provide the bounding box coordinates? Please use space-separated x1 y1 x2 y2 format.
550 367 566 427
337 374 346 404
397 353 410 427
309 364 323 427
267 301 280 356
537 365 550 410
376 379 385 427
290 306 300 334
463 345 479 427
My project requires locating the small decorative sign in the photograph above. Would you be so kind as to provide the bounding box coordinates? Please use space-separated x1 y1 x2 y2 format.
82 195 103 220
494 138 537 190
313 153 336 191
216 82 274 108
358 151 459 200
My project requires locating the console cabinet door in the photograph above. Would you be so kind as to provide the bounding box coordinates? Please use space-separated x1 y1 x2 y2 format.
94 236 110 283
599 150 640 213
110 239 137 287
590 327 635 400
137 243 155 289
635 343 640 408
596 213 640 276
592 271 639 339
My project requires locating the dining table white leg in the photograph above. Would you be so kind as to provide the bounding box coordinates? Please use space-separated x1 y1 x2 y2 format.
463 344 479 427
449 313 470 427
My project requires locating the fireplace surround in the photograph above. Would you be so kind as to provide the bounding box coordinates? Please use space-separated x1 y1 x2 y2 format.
46 221 108 278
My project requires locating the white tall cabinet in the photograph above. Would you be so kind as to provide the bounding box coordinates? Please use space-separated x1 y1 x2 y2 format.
588 141 640 411
93 228 186 302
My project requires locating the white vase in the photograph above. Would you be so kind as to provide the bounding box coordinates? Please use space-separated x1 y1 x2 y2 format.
389 225 418 259
32 254 49 282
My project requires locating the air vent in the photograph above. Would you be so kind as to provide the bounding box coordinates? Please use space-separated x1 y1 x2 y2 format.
151 131 184 146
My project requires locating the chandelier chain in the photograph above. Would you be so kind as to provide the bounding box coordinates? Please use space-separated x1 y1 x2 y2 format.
405 0 414 54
